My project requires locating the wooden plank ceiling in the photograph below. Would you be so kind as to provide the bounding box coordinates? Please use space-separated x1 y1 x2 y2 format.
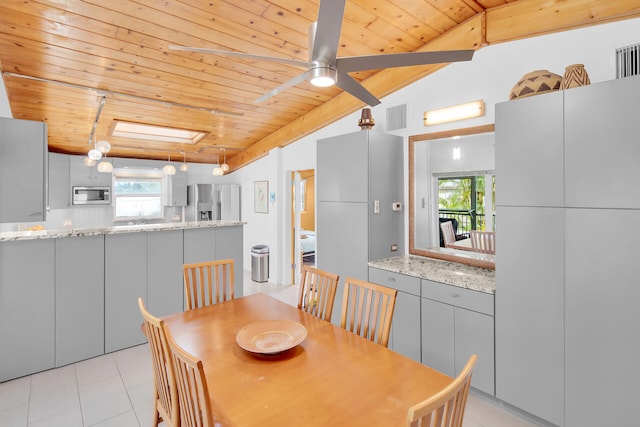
1 0 639 172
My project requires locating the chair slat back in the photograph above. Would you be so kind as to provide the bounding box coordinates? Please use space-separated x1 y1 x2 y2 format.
340 277 397 347
183 259 234 310
470 230 495 254
165 325 215 427
297 266 339 321
440 221 456 247
406 355 477 427
138 298 179 427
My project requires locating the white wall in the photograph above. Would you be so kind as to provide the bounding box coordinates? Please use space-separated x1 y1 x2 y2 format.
232 18 640 285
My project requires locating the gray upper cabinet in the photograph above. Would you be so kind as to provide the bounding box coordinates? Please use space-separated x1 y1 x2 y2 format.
495 91 564 208
0 118 47 222
564 74 640 209
70 154 112 187
49 152 71 209
164 173 187 207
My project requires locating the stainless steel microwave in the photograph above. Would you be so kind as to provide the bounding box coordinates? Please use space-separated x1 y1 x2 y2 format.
72 186 111 205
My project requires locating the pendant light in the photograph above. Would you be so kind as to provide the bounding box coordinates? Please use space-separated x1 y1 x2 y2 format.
221 148 229 172
83 157 96 166
95 139 111 154
97 157 113 173
163 153 176 175
180 150 189 172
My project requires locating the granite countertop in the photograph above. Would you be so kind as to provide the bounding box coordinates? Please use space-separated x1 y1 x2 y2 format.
0 220 246 242
369 255 495 294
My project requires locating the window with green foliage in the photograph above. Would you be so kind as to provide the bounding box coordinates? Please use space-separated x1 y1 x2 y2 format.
438 174 495 233
113 170 164 220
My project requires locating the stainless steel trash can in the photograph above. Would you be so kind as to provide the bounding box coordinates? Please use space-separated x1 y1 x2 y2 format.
251 245 269 282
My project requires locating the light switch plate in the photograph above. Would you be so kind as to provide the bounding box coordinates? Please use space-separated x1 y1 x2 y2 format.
374 200 380 213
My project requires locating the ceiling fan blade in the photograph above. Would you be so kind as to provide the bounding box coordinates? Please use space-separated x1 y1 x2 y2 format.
310 0 346 64
336 49 475 72
336 71 380 106
169 45 308 68
255 70 314 103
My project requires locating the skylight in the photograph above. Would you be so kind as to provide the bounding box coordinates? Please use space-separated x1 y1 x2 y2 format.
110 121 207 144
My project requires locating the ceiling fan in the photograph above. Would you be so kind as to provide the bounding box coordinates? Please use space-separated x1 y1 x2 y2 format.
170 0 474 106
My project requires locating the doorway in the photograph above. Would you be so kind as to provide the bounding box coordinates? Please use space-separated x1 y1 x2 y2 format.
290 169 316 284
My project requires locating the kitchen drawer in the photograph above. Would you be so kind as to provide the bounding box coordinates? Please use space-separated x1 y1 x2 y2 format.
369 268 421 297
422 280 493 316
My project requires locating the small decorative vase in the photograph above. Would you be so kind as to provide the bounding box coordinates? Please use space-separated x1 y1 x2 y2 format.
509 70 562 100
560 64 591 89
358 108 375 130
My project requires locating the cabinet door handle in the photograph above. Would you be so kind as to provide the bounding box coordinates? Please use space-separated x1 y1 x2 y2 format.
388 277 396 283
450 293 460 298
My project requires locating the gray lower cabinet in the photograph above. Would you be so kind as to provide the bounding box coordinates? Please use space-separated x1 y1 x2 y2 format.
565 208 640 427
147 230 184 317
495 206 564 426
214 225 244 298
421 280 494 395
183 226 245 310
368 267 421 362
105 233 147 352
55 235 104 366
0 239 55 382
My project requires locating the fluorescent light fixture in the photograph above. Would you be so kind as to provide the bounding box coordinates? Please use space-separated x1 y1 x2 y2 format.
310 67 337 87
423 100 485 126
111 121 207 144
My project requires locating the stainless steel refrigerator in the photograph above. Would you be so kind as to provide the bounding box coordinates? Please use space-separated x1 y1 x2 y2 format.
186 184 240 221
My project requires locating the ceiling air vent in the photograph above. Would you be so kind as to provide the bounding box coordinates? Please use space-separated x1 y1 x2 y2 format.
386 104 407 131
616 43 640 78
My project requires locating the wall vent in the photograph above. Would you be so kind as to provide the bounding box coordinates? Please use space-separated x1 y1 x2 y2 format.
386 104 406 131
616 43 640 78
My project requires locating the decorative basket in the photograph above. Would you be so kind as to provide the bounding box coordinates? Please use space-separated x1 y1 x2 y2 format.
509 70 562 100
560 64 591 89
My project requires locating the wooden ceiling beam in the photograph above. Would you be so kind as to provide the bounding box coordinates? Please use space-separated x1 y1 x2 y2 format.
227 0 640 172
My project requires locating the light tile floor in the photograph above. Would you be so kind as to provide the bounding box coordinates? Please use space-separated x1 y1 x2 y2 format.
0 271 545 427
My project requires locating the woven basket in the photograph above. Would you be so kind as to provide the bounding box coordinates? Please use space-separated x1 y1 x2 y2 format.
510 70 562 100
560 64 591 89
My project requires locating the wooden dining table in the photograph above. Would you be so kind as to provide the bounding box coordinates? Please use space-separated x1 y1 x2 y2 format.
162 293 453 426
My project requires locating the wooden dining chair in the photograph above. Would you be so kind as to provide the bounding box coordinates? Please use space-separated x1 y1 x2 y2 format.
297 265 340 321
406 355 477 427
440 221 457 248
164 325 216 427
470 230 495 254
183 259 235 310
340 277 398 347
138 298 179 427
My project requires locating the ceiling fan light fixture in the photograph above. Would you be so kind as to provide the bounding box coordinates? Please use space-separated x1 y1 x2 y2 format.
310 67 337 87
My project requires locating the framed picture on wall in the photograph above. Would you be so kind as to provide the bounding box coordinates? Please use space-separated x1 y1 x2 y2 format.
254 180 269 213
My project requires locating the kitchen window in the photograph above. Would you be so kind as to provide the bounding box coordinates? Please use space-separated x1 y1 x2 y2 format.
113 169 164 220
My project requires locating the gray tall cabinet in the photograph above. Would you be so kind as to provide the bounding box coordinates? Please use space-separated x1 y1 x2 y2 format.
496 74 640 427
317 130 404 324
